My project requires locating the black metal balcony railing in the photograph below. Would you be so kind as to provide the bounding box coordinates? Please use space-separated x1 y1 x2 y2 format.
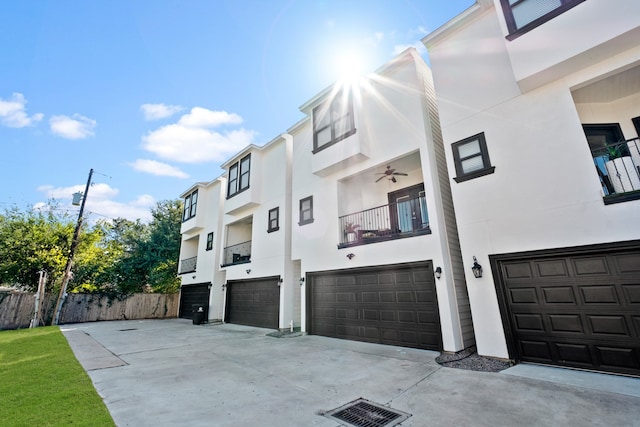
222 240 251 267
338 196 431 248
591 138 640 202
179 256 197 274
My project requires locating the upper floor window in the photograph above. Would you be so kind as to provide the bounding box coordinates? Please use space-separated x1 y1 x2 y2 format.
452 132 495 183
299 196 314 226
501 0 585 39
227 154 251 198
312 89 356 153
206 232 214 251
183 189 198 221
267 207 279 233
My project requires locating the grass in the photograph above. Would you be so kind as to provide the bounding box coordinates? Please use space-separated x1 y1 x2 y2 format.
0 327 115 426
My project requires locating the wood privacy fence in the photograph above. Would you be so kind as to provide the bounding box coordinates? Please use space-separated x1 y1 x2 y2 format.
0 292 179 330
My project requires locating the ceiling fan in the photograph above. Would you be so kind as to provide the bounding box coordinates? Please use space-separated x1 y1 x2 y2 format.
375 165 408 183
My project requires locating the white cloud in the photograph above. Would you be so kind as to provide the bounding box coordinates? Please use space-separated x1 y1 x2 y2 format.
0 93 43 128
393 41 427 56
50 114 96 139
37 183 154 222
178 107 242 128
141 103 184 121
130 159 189 178
142 107 255 163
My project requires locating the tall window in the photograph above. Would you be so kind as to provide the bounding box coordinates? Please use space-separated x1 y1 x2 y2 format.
183 189 198 221
452 132 495 183
312 89 356 153
206 232 214 251
299 196 314 226
267 207 279 233
501 0 585 39
227 154 251 198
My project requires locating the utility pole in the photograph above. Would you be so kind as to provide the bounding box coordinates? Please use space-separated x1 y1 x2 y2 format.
51 168 93 326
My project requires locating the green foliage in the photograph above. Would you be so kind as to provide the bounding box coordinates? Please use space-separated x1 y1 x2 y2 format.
0 327 115 426
0 199 182 294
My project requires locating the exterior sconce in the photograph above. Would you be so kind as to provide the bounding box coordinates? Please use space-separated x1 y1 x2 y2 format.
207 283 212 290
471 257 483 278
346 253 355 260
299 277 305 285
278 277 283 283
434 267 442 280
246 269 251 274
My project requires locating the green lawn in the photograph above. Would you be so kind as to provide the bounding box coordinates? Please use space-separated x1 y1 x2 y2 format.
0 327 115 426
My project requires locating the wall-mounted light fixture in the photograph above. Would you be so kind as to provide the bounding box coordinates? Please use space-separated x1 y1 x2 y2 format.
192 275 196 279
434 266 442 280
246 269 251 274
299 277 305 285
346 253 355 260
471 256 483 278
278 277 283 283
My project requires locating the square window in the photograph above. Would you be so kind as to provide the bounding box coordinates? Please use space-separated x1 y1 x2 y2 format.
312 89 356 153
182 189 198 221
452 132 495 183
227 154 251 198
206 232 214 251
299 196 314 226
268 207 279 233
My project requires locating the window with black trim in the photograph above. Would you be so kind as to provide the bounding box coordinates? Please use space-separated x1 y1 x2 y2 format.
267 207 279 233
452 132 495 183
227 154 251 198
298 196 314 225
633 116 640 137
312 89 356 153
182 189 198 221
501 0 585 40
206 232 214 251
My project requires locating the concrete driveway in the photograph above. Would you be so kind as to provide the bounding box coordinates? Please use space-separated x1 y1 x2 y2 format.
62 319 640 427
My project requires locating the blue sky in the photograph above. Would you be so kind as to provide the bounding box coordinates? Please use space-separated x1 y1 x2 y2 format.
1 0 472 222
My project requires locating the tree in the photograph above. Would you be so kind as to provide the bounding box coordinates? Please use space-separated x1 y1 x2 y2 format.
0 202 75 291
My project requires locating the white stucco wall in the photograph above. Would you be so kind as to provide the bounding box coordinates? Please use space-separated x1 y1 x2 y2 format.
427 2 640 358
290 50 468 352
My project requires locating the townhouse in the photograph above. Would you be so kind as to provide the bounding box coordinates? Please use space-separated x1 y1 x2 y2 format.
178 48 474 354
422 0 640 376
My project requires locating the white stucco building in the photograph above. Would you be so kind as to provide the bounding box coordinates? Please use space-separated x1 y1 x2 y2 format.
178 48 475 354
423 0 640 376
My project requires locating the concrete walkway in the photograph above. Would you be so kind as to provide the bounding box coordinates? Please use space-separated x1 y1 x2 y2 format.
61 319 640 427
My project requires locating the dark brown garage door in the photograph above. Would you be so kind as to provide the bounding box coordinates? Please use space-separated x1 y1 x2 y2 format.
493 243 640 376
308 262 441 351
179 283 210 319
225 277 280 329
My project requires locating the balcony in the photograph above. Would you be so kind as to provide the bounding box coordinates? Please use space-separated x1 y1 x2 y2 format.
592 138 640 204
179 256 197 274
338 195 431 248
221 241 252 267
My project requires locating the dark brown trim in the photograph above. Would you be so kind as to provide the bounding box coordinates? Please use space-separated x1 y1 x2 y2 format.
226 153 251 199
490 239 640 362
452 132 495 183
502 0 586 41
267 207 280 233
312 89 356 153
298 196 314 226
632 116 640 137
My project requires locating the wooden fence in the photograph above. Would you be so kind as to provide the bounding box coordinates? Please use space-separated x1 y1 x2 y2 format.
0 292 179 330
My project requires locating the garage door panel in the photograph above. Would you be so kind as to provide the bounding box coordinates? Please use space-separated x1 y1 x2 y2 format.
537 260 568 277
616 253 640 273
555 343 592 364
549 314 584 333
509 288 538 304
623 285 640 303
588 315 630 336
515 313 545 331
497 246 640 376
179 283 210 319
580 285 618 304
596 347 639 370
542 287 575 304
309 262 441 351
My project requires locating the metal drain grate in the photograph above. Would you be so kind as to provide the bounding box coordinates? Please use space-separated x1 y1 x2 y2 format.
324 398 411 427
118 328 138 331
